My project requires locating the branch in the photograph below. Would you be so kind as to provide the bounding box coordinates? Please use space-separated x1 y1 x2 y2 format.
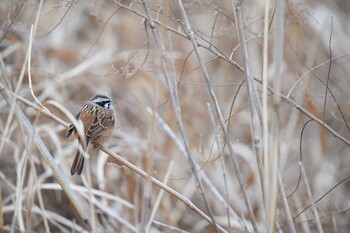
177 0 258 232
1 86 229 233
0 83 88 223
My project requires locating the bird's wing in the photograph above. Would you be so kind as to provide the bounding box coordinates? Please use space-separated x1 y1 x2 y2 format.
85 109 115 143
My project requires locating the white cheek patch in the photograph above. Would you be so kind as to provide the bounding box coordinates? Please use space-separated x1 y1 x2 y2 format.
104 103 111 109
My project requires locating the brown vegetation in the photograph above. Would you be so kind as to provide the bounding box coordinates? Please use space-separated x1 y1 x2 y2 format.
0 0 349 232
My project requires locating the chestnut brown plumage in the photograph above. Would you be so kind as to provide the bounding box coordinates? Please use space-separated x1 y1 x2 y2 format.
67 95 116 175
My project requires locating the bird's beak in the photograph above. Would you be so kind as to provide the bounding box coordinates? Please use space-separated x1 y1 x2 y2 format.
111 100 117 105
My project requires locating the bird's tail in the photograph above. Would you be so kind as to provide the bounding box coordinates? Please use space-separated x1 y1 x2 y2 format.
70 147 85 175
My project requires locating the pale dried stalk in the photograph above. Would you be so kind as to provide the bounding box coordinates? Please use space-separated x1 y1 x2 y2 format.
141 0 220 231
207 103 232 230
152 220 190 233
0 84 88 222
250 77 350 147
266 0 278 231
271 1 297 233
287 54 350 98
3 205 89 233
27 24 45 109
148 109 245 228
175 0 258 232
279 92 350 146
113 1 243 72
2 87 228 233
262 0 270 221
78 188 137 232
25 122 50 233
100 146 228 233
145 160 174 232
0 181 2 231
12 149 27 232
299 162 324 233
277 173 296 232
82 172 97 232
231 2 266 232
0 0 38 160
39 183 134 209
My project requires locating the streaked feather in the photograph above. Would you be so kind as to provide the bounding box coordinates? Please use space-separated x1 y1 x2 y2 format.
67 95 116 175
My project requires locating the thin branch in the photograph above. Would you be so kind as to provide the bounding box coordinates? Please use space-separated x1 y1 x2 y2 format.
1 87 229 232
286 174 350 228
27 24 46 109
141 0 221 232
40 0 75 37
0 84 88 223
84 7 121 58
113 0 243 71
100 145 228 233
286 50 350 133
254 79 350 147
178 0 258 232
279 93 350 146
148 109 245 229
299 162 324 233
232 1 264 231
261 0 270 228
145 161 174 233
209 0 223 49
152 220 190 233
287 53 350 98
277 172 296 233
207 103 232 230
322 17 333 120
287 119 313 198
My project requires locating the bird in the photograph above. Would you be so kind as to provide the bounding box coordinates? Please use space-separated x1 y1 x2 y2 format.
66 94 116 175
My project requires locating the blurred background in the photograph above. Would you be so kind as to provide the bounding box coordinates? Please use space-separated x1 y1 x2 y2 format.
0 0 350 232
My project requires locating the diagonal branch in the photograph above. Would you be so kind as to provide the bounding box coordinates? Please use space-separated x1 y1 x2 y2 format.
140 0 221 231
1 86 229 233
0 83 88 223
177 0 258 232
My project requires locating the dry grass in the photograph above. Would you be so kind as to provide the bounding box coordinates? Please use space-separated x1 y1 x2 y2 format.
0 0 350 232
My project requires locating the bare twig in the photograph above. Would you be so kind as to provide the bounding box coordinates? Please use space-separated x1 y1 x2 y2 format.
84 7 121 58
179 0 260 231
287 54 350 98
2 87 228 233
269 1 292 233
152 220 190 233
299 162 324 233
261 0 271 229
0 84 88 223
231 2 265 198
27 24 46 109
254 78 350 147
322 17 333 120
279 92 350 146
145 160 174 232
291 176 350 223
286 51 350 133
40 0 75 37
207 103 232 230
277 172 296 233
113 0 242 70
0 181 2 231
100 146 228 233
141 0 221 231
148 108 244 228
3 206 89 233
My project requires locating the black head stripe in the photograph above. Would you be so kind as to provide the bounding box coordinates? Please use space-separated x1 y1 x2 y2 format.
95 100 107 107
90 95 114 109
